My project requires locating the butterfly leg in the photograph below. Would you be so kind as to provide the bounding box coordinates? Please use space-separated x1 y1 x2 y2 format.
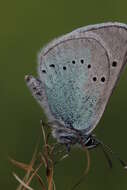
25 75 44 104
65 143 71 152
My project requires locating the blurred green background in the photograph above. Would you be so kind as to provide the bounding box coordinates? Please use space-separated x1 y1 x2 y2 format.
1 0 127 189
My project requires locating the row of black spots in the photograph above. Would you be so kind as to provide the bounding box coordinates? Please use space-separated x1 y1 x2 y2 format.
72 59 92 69
92 76 106 82
72 59 117 67
41 58 92 73
42 65 91 73
41 60 117 74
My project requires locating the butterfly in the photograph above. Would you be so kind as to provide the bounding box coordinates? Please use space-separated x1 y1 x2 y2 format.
25 22 127 167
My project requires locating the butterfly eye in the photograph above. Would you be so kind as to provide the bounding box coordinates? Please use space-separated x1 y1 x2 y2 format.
112 61 117 67
101 77 105 82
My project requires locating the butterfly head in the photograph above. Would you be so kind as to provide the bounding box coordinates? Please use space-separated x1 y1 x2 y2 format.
50 121 99 151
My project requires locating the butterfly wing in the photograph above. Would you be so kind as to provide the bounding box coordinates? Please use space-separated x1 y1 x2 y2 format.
37 23 127 134
38 29 110 134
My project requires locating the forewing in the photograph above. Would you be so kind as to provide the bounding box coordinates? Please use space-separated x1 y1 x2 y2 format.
38 32 110 133
38 23 127 134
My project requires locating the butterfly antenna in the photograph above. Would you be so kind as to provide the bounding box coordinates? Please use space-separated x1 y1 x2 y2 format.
96 138 127 168
99 144 113 168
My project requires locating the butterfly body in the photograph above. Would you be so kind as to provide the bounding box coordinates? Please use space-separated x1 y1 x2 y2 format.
25 22 127 149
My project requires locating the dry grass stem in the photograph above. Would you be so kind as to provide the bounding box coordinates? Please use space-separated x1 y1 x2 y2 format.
11 123 90 190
